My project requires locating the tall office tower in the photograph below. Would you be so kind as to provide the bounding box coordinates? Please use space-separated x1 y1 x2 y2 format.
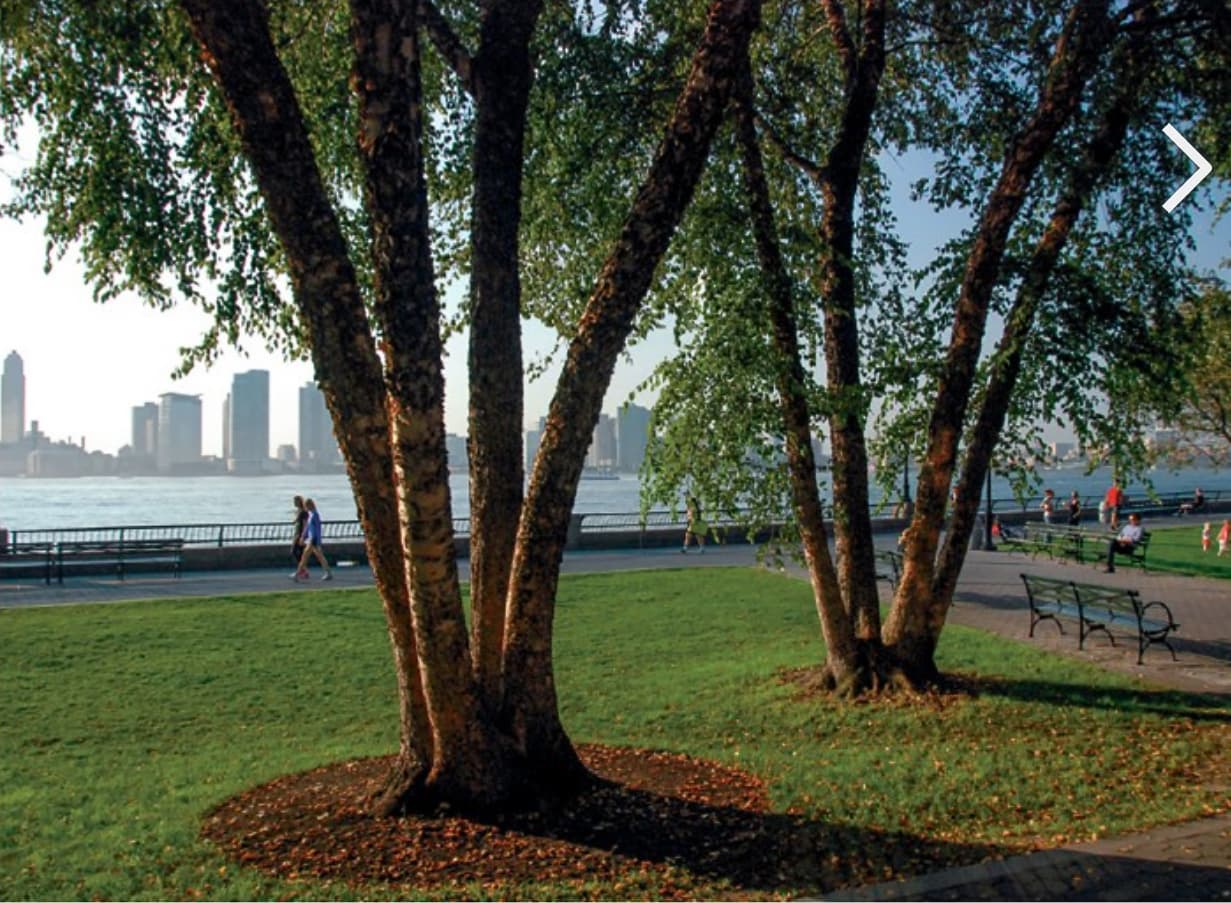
525 416 547 472
221 394 231 462
617 402 651 473
157 392 203 473
2 351 25 444
524 427 541 473
298 381 340 470
445 432 468 471
590 414 617 468
131 402 159 455
227 369 270 473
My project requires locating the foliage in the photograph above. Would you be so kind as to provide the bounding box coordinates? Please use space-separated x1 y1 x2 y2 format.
0 0 368 369
2 570 1230 899
1168 280 1231 465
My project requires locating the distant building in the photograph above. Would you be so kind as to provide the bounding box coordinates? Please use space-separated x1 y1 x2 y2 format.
131 402 158 456
1048 441 1076 461
226 369 270 474
2 350 25 444
525 417 547 473
276 444 297 464
617 403 651 473
445 433 468 472
221 394 231 461
157 393 203 473
298 382 341 471
589 414 617 469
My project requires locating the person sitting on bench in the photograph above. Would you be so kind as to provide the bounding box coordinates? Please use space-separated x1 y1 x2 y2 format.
1105 513 1144 573
1179 487 1206 516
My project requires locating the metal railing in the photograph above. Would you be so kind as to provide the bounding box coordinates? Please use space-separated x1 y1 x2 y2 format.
4 487 1227 551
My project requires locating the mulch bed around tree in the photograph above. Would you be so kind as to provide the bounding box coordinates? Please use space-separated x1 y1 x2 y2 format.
203 745 774 899
202 742 1002 899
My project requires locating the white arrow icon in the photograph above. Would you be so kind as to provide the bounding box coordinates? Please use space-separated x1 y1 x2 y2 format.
1162 123 1212 213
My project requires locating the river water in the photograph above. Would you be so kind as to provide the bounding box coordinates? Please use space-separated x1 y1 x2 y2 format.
0 466 1226 531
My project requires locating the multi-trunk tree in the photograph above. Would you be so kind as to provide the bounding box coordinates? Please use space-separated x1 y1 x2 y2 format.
642 0 1228 691
0 0 761 811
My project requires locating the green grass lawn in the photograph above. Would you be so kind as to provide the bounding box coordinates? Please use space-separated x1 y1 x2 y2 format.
1143 522 1231 579
2 568 1229 900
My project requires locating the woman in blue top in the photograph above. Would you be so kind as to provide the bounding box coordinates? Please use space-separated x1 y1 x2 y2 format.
292 498 333 582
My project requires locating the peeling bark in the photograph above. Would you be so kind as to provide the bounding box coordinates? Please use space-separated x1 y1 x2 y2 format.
464 0 542 716
814 0 886 642
351 0 517 808
886 0 1117 669
930 18 1152 630
179 0 433 812
502 0 763 774
732 58 859 687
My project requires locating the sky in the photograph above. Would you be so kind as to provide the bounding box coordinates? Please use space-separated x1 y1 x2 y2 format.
0 138 1226 459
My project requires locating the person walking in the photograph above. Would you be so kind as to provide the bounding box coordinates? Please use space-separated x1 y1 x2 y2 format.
1219 520 1230 558
1040 488 1057 525
290 495 308 569
1104 481 1125 530
1066 490 1082 526
292 498 333 581
1202 522 1212 553
1105 512 1144 573
681 495 708 554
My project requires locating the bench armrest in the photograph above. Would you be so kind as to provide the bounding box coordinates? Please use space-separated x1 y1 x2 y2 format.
1141 600 1177 629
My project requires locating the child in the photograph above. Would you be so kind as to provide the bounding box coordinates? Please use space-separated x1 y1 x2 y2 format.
1219 520 1231 557
1202 522 1212 553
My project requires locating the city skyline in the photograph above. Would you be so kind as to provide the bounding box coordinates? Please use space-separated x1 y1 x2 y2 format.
3 145 1226 458
0 346 651 471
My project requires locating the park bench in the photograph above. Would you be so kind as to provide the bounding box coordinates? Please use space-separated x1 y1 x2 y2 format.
0 542 56 584
1020 573 1179 664
1001 524 1151 571
55 539 184 583
1100 528 1151 571
875 549 903 590
998 522 1085 561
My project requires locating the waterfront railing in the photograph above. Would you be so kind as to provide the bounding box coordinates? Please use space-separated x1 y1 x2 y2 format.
3 487 1227 552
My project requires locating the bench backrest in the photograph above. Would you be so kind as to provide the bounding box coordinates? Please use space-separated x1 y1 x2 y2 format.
57 539 184 553
1020 574 1077 608
1070 582 1142 617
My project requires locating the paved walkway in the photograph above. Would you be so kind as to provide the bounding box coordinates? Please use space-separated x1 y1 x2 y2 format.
4 539 1231 900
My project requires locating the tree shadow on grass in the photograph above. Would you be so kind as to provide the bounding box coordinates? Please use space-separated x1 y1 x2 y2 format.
202 746 1011 898
959 673 1231 723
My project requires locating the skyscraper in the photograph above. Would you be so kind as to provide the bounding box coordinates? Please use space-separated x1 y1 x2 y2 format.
131 402 158 455
525 416 546 473
2 351 25 444
617 402 651 473
227 369 270 474
298 382 340 470
590 414 617 469
157 393 202 473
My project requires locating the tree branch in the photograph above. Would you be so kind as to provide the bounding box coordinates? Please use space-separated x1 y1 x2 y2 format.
820 0 857 85
418 0 476 95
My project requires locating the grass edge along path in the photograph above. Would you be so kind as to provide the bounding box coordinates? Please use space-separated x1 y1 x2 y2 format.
2 567 1229 900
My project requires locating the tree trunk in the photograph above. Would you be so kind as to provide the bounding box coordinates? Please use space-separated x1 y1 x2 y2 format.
180 0 438 812
884 0 1115 677
814 0 886 643
732 58 862 690
501 0 763 777
351 0 518 809
931 22 1150 614
465 0 542 714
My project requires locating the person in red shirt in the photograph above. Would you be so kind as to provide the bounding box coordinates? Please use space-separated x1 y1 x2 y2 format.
1104 482 1125 530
